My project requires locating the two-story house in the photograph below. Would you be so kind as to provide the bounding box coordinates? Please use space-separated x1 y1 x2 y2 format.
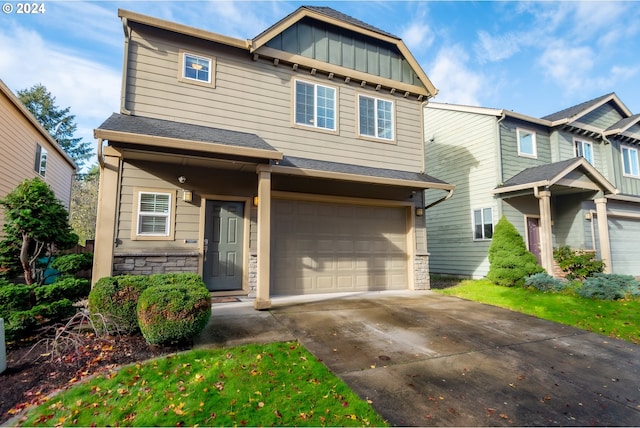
92 6 453 308
0 79 76 233
424 94 640 279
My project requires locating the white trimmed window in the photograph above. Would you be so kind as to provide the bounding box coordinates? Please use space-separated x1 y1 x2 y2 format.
574 139 593 164
621 145 640 177
294 80 336 130
34 143 47 177
178 50 215 87
517 128 537 158
137 191 172 236
473 208 493 240
358 95 394 140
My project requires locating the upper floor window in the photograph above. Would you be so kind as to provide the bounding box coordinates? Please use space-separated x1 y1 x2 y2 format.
517 128 537 158
34 143 47 177
179 50 215 87
621 145 640 177
574 139 593 164
473 207 493 240
135 190 173 238
358 95 394 141
294 80 336 131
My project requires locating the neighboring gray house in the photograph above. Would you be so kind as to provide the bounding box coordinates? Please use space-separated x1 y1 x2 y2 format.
92 6 453 308
424 94 640 278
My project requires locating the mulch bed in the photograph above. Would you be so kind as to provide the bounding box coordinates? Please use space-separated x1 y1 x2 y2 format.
1 333 188 425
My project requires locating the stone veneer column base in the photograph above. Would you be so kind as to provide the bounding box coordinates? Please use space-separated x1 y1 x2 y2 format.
414 254 431 290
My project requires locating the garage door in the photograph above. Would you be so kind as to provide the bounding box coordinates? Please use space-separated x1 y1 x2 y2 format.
271 199 409 295
608 217 640 276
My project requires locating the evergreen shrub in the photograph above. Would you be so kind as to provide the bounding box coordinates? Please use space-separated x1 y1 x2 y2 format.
487 216 544 287
577 273 640 300
88 275 151 333
51 253 94 276
137 283 211 345
148 272 204 287
553 246 604 280
33 277 90 304
524 272 567 292
5 299 75 341
0 282 31 320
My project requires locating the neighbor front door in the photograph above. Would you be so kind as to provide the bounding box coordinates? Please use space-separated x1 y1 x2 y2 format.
203 201 244 291
526 216 542 265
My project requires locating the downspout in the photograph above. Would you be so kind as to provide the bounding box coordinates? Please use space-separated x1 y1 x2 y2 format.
495 111 507 217
97 138 104 168
120 18 132 115
424 188 454 210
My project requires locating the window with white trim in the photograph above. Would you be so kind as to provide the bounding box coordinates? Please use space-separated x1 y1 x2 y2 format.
473 208 493 240
358 95 394 140
183 53 211 83
574 139 593 164
621 145 640 177
517 128 537 158
34 143 47 177
294 80 336 130
137 192 172 236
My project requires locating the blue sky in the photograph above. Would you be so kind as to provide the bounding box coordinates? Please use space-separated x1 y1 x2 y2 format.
2 1 640 169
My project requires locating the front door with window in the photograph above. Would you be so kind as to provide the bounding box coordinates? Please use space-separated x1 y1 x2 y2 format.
203 201 244 291
526 217 542 265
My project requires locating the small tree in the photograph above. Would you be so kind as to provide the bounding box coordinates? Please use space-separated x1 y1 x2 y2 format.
0 178 78 284
487 216 544 287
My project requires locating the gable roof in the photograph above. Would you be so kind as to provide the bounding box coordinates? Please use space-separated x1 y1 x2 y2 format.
605 114 640 144
493 158 616 196
95 113 282 160
0 79 76 169
542 93 632 124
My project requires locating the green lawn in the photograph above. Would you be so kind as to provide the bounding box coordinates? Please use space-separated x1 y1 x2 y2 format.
19 342 387 427
436 279 640 344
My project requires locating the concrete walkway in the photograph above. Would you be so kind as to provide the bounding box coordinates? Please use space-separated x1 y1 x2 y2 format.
194 290 640 426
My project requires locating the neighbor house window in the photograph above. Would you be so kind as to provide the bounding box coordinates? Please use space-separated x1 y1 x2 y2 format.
34 143 47 177
574 139 593 164
136 191 173 238
358 95 394 140
294 80 336 130
517 128 537 158
621 145 640 177
178 50 215 87
473 208 493 240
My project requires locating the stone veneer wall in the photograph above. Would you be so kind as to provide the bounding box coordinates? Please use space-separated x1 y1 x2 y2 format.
113 253 199 276
414 254 430 289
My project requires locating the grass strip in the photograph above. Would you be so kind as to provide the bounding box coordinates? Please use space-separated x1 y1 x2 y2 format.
20 341 387 427
436 279 640 344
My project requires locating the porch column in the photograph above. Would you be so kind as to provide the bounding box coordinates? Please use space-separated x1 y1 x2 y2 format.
537 189 554 274
594 197 612 273
254 168 272 310
92 146 121 286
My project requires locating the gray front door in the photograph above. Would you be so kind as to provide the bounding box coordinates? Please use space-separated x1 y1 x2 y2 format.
203 201 244 291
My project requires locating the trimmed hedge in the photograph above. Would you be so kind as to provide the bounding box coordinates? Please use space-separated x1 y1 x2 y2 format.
137 283 211 345
88 275 151 333
51 253 94 275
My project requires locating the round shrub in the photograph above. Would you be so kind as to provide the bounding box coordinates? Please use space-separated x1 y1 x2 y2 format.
88 275 151 333
524 272 567 293
577 273 640 300
137 284 211 345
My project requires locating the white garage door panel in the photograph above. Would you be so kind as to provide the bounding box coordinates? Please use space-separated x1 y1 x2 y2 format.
272 199 409 295
608 217 640 276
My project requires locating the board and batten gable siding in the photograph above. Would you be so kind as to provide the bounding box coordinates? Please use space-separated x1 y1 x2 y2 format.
424 107 499 277
0 91 74 232
500 118 552 183
123 23 425 172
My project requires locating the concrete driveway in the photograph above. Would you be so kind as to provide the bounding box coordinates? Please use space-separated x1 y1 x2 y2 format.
195 290 640 426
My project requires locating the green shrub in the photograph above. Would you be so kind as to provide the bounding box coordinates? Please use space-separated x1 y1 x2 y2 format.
5 299 76 341
577 273 640 300
33 277 91 305
487 216 544 287
553 246 604 280
0 283 31 320
51 253 94 275
137 283 211 345
148 272 204 287
88 275 151 333
524 272 567 292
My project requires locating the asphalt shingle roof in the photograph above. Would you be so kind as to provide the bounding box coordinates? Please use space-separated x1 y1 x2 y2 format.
279 156 450 186
500 158 581 188
96 113 279 152
542 93 614 122
302 6 399 39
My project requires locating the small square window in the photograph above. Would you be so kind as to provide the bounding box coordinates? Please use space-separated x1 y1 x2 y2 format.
517 128 537 158
574 139 593 164
473 208 493 240
294 80 336 131
358 95 394 141
34 143 47 177
622 145 640 177
178 50 215 87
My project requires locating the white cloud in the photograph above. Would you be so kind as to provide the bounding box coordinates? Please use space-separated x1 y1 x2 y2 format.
538 41 594 92
475 30 521 63
401 21 434 52
428 45 483 106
